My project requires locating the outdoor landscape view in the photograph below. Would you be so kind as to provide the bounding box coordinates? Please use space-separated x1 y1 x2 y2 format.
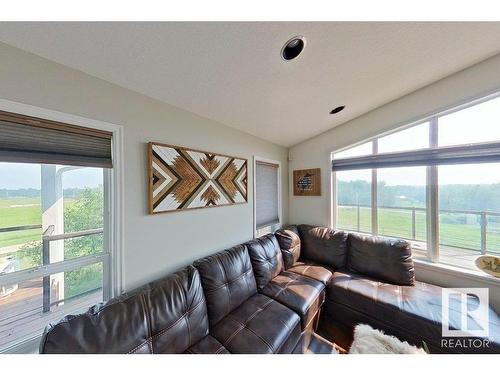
0 163 104 349
337 163 500 258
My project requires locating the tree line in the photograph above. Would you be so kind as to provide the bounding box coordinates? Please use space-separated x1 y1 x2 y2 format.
0 188 90 199
337 180 500 212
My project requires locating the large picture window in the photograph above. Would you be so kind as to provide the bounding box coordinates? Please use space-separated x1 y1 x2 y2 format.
332 94 500 269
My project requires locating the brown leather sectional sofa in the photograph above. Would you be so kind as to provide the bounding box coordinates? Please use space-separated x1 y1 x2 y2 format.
39 224 500 354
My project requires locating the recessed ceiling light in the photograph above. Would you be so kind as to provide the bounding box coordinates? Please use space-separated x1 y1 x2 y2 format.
330 106 346 114
281 36 306 60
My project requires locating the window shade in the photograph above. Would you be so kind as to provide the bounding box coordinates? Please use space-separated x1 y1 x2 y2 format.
332 142 500 171
0 110 113 168
255 161 279 229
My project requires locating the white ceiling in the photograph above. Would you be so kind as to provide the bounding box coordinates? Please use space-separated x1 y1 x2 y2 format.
1 22 500 147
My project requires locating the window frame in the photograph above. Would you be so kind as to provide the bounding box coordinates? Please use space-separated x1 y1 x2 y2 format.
0 99 124 353
253 156 282 238
331 90 500 264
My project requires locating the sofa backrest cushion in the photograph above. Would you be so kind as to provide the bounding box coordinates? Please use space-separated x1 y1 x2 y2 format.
275 225 301 269
245 234 284 289
193 244 257 326
39 266 209 354
298 224 348 268
348 233 415 286
145 266 209 353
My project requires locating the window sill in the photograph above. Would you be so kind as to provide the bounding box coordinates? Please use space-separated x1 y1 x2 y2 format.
414 258 500 287
1 335 40 354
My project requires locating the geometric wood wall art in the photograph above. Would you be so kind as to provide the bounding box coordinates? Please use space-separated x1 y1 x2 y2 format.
293 168 321 196
148 142 248 214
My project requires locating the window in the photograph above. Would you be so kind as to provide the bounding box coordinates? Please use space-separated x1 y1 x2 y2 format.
438 163 500 268
254 159 280 236
332 93 500 269
377 167 427 243
336 169 372 233
334 141 372 159
378 122 429 153
0 109 117 352
438 97 500 147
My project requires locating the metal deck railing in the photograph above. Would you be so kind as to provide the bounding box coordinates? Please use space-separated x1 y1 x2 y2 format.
337 204 500 254
0 224 104 312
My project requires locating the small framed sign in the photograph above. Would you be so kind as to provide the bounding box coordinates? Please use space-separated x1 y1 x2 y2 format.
293 168 321 196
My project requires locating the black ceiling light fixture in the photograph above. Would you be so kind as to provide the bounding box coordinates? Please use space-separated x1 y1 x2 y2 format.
281 36 306 60
330 105 346 115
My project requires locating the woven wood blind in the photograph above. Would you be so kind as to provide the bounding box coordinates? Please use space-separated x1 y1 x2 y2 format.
331 142 500 171
0 110 113 168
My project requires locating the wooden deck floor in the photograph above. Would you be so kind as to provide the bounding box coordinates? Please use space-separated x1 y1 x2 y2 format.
0 278 102 350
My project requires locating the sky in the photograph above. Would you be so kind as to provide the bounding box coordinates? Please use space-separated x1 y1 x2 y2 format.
0 163 103 189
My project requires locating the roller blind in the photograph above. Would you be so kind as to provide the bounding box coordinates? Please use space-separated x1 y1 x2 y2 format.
0 110 113 168
255 161 279 229
332 141 500 171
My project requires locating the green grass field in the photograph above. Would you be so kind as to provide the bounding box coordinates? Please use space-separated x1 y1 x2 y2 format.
0 197 42 249
0 197 76 249
338 206 500 254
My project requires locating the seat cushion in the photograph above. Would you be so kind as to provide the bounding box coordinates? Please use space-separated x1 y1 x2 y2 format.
348 232 415 285
184 335 229 354
325 271 500 353
211 293 301 353
287 261 333 285
298 224 348 268
193 244 257 326
260 271 325 329
275 225 301 269
245 234 284 289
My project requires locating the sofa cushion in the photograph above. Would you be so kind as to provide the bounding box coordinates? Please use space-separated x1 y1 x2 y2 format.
275 225 301 269
40 290 151 354
245 234 284 289
211 293 301 353
144 266 209 353
348 233 415 285
193 244 257 326
260 271 325 329
298 225 348 268
40 266 208 354
287 261 333 285
325 270 500 353
184 335 229 354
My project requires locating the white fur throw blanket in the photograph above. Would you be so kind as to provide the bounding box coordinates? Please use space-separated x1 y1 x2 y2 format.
349 324 427 354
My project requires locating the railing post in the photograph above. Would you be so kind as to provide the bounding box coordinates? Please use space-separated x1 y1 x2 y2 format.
42 238 50 313
412 208 416 240
42 225 54 313
357 204 360 232
480 212 487 255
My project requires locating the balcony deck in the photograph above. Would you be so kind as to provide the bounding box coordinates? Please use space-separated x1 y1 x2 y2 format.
0 278 101 351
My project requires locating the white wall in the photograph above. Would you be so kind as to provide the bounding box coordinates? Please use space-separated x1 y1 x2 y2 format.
288 53 500 309
0 42 288 291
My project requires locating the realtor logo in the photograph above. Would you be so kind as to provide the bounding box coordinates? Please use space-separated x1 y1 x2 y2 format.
441 288 489 338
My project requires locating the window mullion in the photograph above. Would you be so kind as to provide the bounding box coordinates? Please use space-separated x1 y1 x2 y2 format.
331 168 337 229
372 140 378 235
427 118 439 262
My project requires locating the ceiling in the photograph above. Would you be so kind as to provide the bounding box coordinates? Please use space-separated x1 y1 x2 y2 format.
1 22 500 147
